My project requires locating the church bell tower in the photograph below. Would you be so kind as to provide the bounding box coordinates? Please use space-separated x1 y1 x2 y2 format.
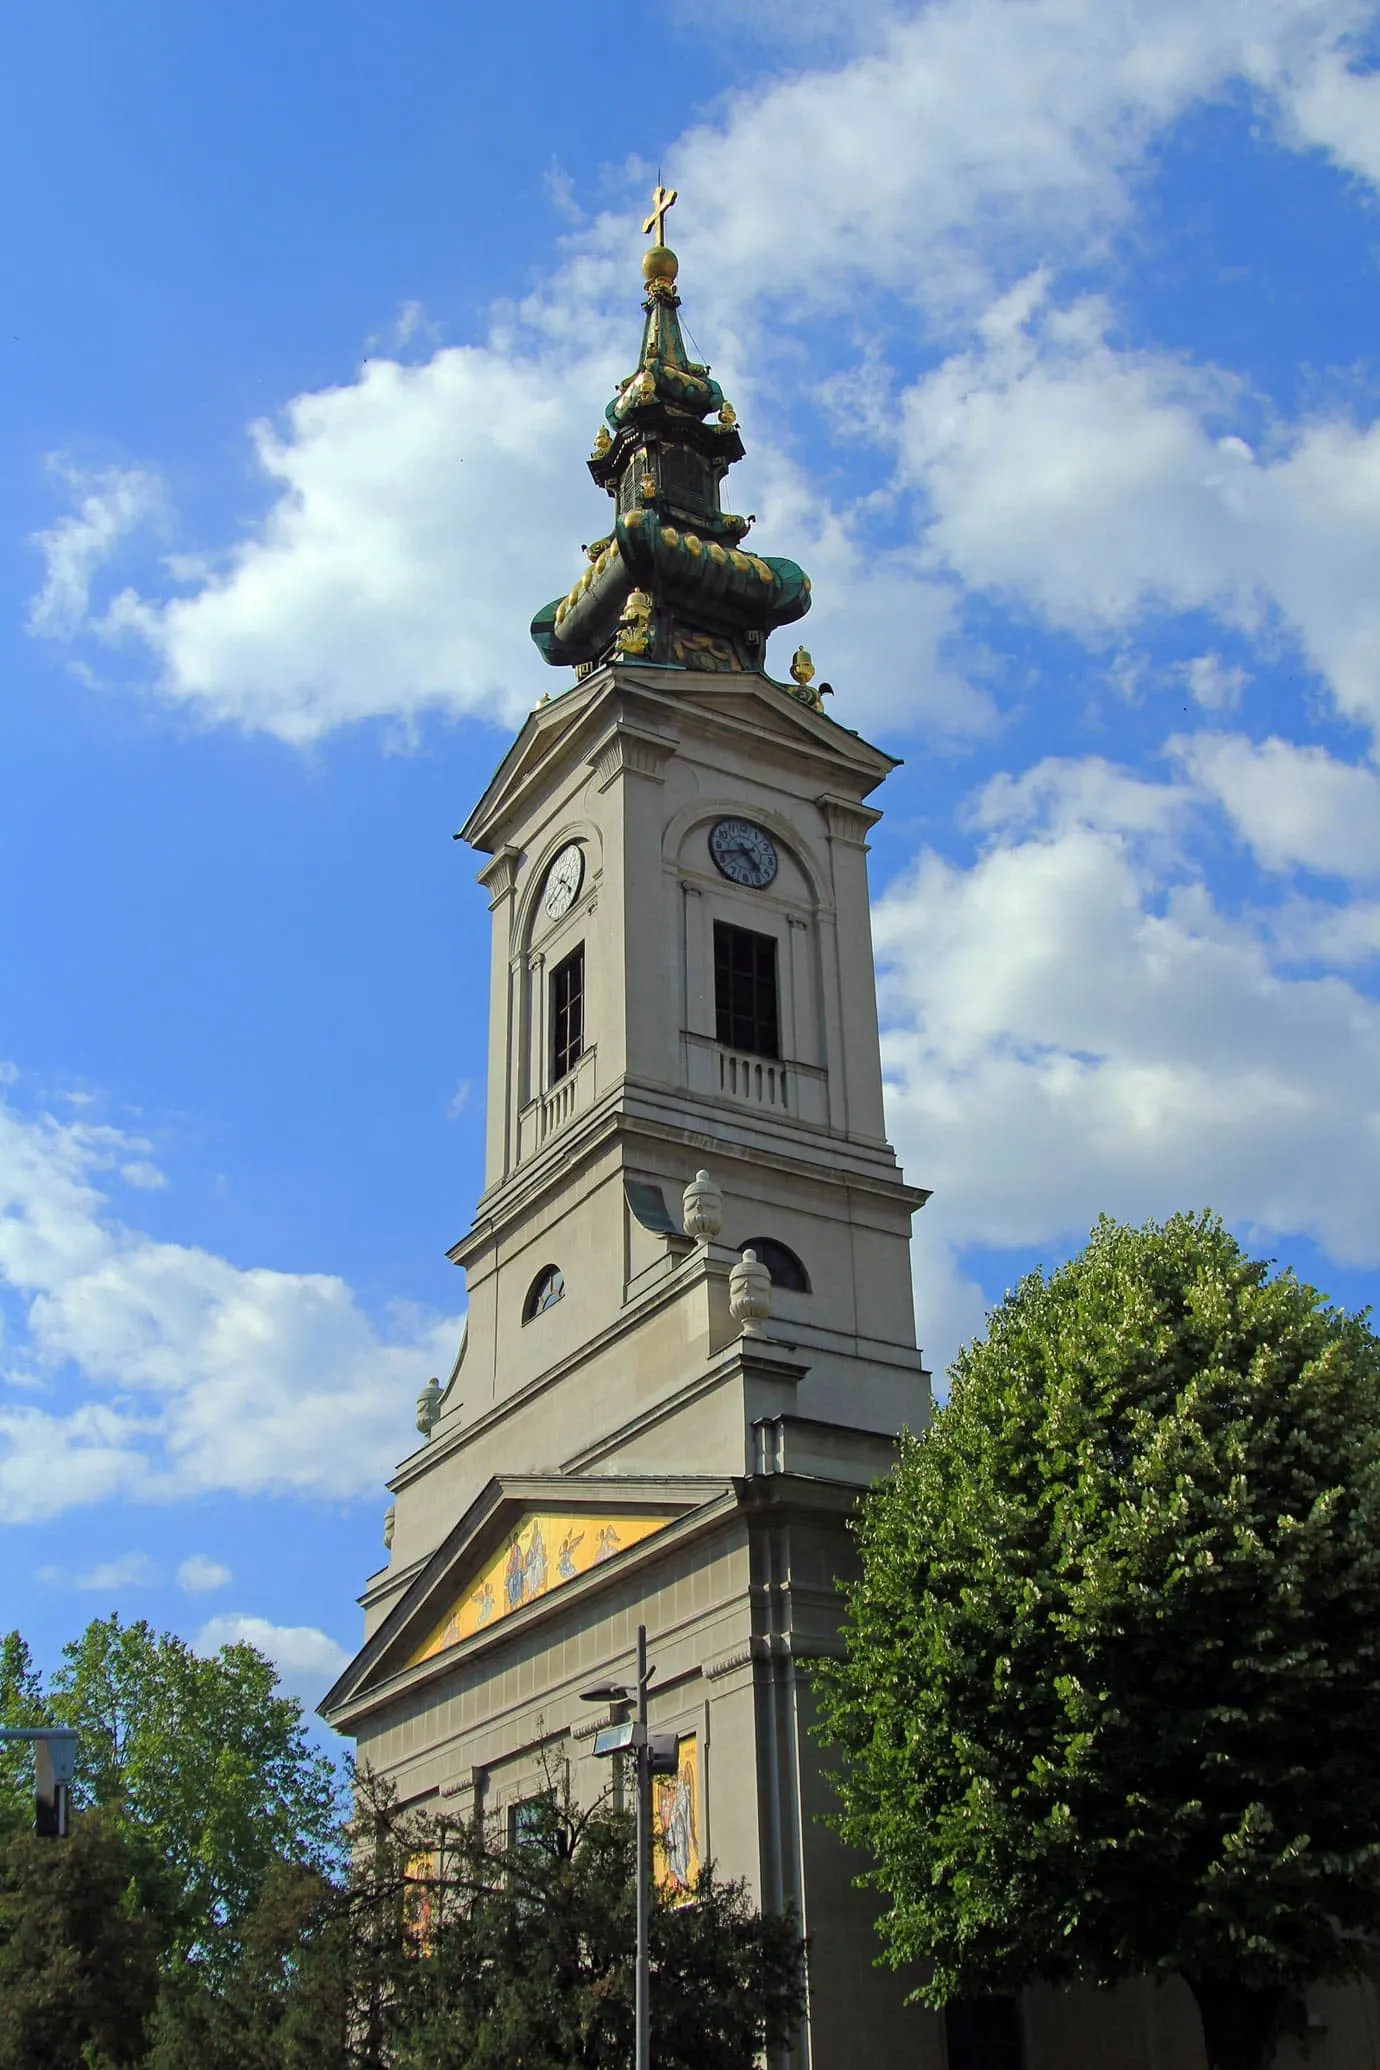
323 193 934 2070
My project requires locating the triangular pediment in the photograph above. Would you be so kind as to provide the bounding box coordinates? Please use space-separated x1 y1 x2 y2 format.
460 667 895 856
320 1474 732 1727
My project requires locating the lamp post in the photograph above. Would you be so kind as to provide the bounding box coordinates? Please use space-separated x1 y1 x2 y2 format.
0 1727 79 1836
583 1624 679 2070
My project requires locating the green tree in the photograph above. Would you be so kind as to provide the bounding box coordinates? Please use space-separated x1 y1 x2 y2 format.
0 1631 48 1832
815 1212 1380 2070
0 1810 171 2069
0 1616 342 1971
151 1773 806 2070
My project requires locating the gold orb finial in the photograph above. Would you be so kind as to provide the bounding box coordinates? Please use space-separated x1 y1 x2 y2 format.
790 646 816 687
641 244 679 286
641 182 679 289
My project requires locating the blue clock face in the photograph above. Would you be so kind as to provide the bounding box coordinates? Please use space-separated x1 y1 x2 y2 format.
710 819 778 888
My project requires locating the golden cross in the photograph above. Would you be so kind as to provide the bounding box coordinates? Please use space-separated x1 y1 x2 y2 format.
642 182 677 245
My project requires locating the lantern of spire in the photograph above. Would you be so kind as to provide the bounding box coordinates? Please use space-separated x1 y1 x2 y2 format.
530 190 812 676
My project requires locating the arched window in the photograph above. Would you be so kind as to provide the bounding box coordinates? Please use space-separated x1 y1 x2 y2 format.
523 1265 565 1322
738 1238 810 1293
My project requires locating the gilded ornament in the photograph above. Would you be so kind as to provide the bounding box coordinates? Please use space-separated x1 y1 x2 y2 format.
641 181 678 245
615 587 655 659
790 646 816 687
527 185 816 678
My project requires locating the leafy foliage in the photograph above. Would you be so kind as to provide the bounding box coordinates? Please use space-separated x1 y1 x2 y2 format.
0 1617 802 2067
0 1631 47 1832
150 1773 806 2070
815 1213 1380 2066
0 1615 342 1974
0 1811 171 2069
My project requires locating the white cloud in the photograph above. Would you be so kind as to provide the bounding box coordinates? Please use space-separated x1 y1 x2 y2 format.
1270 894 1380 965
27 0 1380 748
1175 731 1380 878
0 1085 460 1522
80 1551 157 1589
668 0 1378 323
28 465 163 640
177 1553 232 1595
971 753 1189 842
877 754 1380 1375
38 1550 159 1590
1179 653 1248 712
92 344 620 744
194 1613 350 1707
897 279 1380 738
119 1160 167 1192
1278 34 1380 184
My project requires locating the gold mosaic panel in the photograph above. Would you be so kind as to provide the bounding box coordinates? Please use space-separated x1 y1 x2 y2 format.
408 1510 673 1666
653 1731 700 1899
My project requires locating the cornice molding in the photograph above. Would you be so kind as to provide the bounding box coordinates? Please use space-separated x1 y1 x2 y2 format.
815 793 883 846
475 843 523 906
587 720 680 792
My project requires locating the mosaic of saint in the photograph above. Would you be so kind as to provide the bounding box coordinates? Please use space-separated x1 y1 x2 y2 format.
409 1510 673 1665
653 1732 700 1899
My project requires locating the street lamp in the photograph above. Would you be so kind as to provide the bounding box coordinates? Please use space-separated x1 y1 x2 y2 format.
0 1727 79 1837
582 1625 678 2070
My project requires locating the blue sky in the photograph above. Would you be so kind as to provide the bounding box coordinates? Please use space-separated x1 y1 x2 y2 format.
4 0 1380 1719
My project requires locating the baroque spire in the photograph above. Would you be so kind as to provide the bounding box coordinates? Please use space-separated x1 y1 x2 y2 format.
530 189 812 679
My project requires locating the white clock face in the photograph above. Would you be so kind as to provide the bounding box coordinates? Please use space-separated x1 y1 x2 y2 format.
710 819 778 889
543 843 584 919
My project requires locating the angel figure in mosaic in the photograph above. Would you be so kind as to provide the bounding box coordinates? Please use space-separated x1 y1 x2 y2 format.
658 1761 698 1894
525 1520 548 1599
593 1523 622 1564
557 1527 584 1581
505 1536 526 1611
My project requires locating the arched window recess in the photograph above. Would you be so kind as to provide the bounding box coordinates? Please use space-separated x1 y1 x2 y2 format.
737 1238 810 1293
522 1265 566 1322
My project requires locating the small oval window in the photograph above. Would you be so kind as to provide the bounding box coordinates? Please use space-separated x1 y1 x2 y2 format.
523 1265 565 1322
738 1238 810 1293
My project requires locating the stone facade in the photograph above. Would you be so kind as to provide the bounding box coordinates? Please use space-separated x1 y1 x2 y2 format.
323 660 940 2067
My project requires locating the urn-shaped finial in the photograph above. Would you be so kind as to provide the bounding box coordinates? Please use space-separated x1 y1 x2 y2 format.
682 1168 724 1241
383 1503 396 1551
416 1376 443 1437
729 1248 772 1333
